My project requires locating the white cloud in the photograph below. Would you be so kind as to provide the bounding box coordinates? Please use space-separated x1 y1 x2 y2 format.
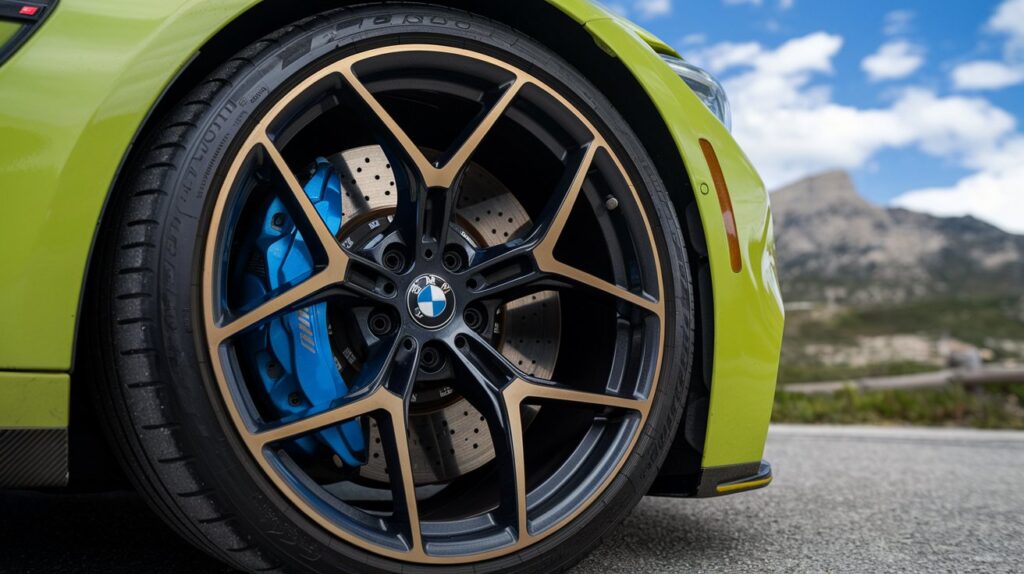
889 89 1016 158
892 137 1024 233
990 0 1024 59
779 0 795 9
950 0 1024 93
895 1 1024 232
861 41 925 81
633 0 671 18
883 10 915 36
892 169 1024 234
723 0 763 6
895 135 1024 233
690 41 765 74
693 32 841 77
952 60 1024 90
689 33 1018 192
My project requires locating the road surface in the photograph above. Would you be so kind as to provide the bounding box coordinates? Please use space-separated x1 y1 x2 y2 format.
2 425 1022 573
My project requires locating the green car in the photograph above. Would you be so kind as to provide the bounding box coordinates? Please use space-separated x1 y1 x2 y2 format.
0 0 783 571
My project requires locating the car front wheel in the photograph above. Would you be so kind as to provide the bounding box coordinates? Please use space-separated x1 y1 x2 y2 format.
93 5 694 572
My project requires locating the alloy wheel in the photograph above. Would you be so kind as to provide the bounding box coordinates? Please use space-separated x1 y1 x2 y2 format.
201 44 666 564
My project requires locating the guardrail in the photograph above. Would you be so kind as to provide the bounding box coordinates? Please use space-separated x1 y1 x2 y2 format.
780 367 1024 395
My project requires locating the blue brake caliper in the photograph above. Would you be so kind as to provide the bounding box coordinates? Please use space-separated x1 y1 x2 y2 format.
237 158 366 467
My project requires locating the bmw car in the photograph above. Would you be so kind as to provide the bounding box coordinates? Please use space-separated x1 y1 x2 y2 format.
0 1 783 572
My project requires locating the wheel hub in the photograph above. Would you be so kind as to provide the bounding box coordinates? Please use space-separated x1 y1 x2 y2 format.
407 274 456 330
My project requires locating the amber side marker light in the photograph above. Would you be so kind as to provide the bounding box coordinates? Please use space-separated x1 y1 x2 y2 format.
699 138 742 273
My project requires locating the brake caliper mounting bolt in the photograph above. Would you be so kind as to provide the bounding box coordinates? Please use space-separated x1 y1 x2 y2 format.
288 393 302 407
271 212 286 230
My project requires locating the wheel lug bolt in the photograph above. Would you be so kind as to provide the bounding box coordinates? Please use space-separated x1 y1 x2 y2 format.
368 310 394 336
464 307 486 333
382 246 406 272
442 248 465 272
419 345 445 374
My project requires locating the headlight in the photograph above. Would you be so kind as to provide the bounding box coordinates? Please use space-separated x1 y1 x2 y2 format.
661 56 732 131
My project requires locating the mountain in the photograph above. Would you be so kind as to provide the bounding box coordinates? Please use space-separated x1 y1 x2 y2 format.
771 170 1024 305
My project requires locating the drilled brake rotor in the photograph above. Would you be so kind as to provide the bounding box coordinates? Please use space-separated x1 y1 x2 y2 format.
326 146 560 485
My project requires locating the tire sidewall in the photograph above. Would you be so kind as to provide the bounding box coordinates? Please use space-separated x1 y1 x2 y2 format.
154 7 692 573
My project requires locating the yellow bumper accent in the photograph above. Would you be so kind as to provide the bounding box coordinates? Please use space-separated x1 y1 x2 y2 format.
716 475 773 494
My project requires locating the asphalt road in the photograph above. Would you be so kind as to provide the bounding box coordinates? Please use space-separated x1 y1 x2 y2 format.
2 425 1022 573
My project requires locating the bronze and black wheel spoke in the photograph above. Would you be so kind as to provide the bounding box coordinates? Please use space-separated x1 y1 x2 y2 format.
452 330 525 387
374 339 423 552
465 142 595 266
248 334 402 448
505 378 645 414
544 262 661 314
375 408 423 553
463 143 612 306
256 134 350 269
523 142 661 312
331 251 401 307
455 329 645 414
526 143 600 250
207 134 356 345
380 336 421 401
447 336 527 538
433 79 524 186
465 259 556 304
464 251 657 315
336 67 429 198
390 185 460 260
524 141 661 313
463 240 537 298
342 64 525 190
209 272 336 346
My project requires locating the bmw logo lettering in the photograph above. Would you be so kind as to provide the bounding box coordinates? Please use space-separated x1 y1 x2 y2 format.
407 274 456 329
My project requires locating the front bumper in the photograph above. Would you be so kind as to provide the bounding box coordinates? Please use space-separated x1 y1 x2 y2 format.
648 460 773 498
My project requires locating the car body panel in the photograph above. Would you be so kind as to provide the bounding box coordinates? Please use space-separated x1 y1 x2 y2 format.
0 0 781 475
580 18 783 468
0 0 253 372
0 371 69 427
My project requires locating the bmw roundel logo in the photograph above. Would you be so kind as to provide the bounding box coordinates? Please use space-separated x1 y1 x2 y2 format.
407 274 456 329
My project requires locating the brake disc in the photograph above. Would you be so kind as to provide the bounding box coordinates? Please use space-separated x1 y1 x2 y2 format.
327 146 561 485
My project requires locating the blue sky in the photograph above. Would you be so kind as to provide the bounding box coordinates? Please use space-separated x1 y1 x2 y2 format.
607 0 1024 233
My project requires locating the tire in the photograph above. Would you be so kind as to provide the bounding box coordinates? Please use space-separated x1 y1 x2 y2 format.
92 5 694 573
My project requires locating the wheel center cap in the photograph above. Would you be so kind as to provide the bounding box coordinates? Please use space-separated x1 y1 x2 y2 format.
407 274 456 329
